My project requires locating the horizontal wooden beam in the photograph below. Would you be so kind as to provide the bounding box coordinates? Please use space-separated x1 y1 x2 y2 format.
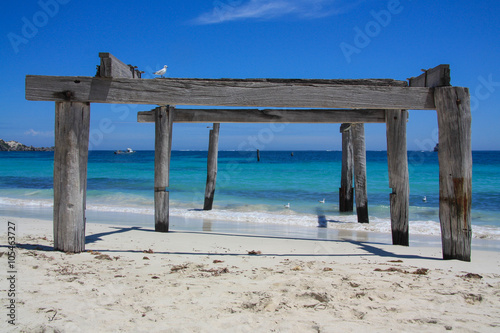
137 108 388 123
409 64 450 88
26 76 436 110
98 53 142 79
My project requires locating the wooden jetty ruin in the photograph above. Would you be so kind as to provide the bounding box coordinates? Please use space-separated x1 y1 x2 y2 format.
25 53 472 261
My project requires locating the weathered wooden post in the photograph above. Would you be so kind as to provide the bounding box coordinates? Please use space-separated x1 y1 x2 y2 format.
339 123 354 212
204 123 220 210
352 123 369 223
53 101 90 252
154 106 174 232
435 87 472 261
386 110 409 246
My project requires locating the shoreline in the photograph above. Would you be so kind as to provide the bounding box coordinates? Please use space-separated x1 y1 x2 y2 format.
1 215 500 332
2 201 500 246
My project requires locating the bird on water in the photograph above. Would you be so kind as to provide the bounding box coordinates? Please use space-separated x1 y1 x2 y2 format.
154 65 168 78
284 203 290 208
319 198 325 204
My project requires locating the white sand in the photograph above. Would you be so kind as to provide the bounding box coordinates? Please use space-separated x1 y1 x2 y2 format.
1 216 500 332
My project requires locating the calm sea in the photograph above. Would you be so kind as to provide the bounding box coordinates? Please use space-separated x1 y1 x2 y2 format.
1 150 499 239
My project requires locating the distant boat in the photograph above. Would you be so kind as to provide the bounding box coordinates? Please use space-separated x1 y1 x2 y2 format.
433 144 439 152
114 148 135 154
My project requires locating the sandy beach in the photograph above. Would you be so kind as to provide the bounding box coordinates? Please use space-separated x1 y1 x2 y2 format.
1 215 499 333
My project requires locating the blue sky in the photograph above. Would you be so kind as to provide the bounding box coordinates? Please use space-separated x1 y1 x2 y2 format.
1 0 499 151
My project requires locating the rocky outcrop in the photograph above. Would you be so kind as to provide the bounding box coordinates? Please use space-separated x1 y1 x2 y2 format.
0 139 54 152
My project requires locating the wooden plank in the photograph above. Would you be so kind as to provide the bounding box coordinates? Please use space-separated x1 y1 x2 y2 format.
339 123 354 212
154 106 174 232
26 75 436 109
203 123 220 210
53 102 90 253
435 87 472 261
352 123 369 223
138 108 388 123
409 64 450 88
98 53 141 79
386 110 410 246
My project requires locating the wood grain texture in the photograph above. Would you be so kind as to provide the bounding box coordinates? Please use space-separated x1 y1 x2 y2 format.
409 64 450 88
138 108 387 123
386 110 409 246
435 87 472 261
53 102 90 253
204 123 220 210
98 53 141 79
26 75 436 109
339 123 354 212
352 123 369 223
154 106 174 232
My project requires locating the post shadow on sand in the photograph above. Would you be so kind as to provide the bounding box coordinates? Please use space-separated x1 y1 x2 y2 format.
85 226 153 244
9 226 154 252
10 224 438 260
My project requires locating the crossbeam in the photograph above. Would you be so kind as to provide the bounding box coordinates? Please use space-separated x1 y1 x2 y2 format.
409 64 450 88
137 108 388 123
25 75 435 109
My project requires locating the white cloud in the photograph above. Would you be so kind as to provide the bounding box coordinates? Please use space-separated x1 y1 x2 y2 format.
24 129 53 137
192 0 366 25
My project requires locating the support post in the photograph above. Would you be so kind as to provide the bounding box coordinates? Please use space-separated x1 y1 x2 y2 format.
435 87 472 261
386 110 409 246
339 123 354 212
352 123 369 223
204 123 220 210
53 102 90 252
154 106 174 232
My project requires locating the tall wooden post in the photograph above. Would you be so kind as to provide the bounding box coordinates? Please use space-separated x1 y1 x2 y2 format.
352 123 369 223
386 110 409 246
435 87 472 261
53 102 90 253
154 106 174 232
339 123 354 212
204 123 220 210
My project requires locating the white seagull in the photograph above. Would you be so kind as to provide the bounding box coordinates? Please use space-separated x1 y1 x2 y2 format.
319 198 325 204
423 196 427 202
153 65 168 78
284 203 290 209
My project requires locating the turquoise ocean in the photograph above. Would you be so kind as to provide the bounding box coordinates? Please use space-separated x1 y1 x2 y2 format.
1 150 499 240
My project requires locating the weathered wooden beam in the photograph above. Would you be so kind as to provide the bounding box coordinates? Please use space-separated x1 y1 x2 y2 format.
98 53 142 79
386 110 410 246
339 123 354 212
154 106 174 232
409 64 450 88
138 108 388 123
203 123 220 210
26 75 436 109
352 123 369 223
53 102 90 253
435 87 472 261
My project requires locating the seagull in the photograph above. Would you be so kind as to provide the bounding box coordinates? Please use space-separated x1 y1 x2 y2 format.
319 198 325 204
284 203 290 209
153 65 168 78
423 196 427 202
